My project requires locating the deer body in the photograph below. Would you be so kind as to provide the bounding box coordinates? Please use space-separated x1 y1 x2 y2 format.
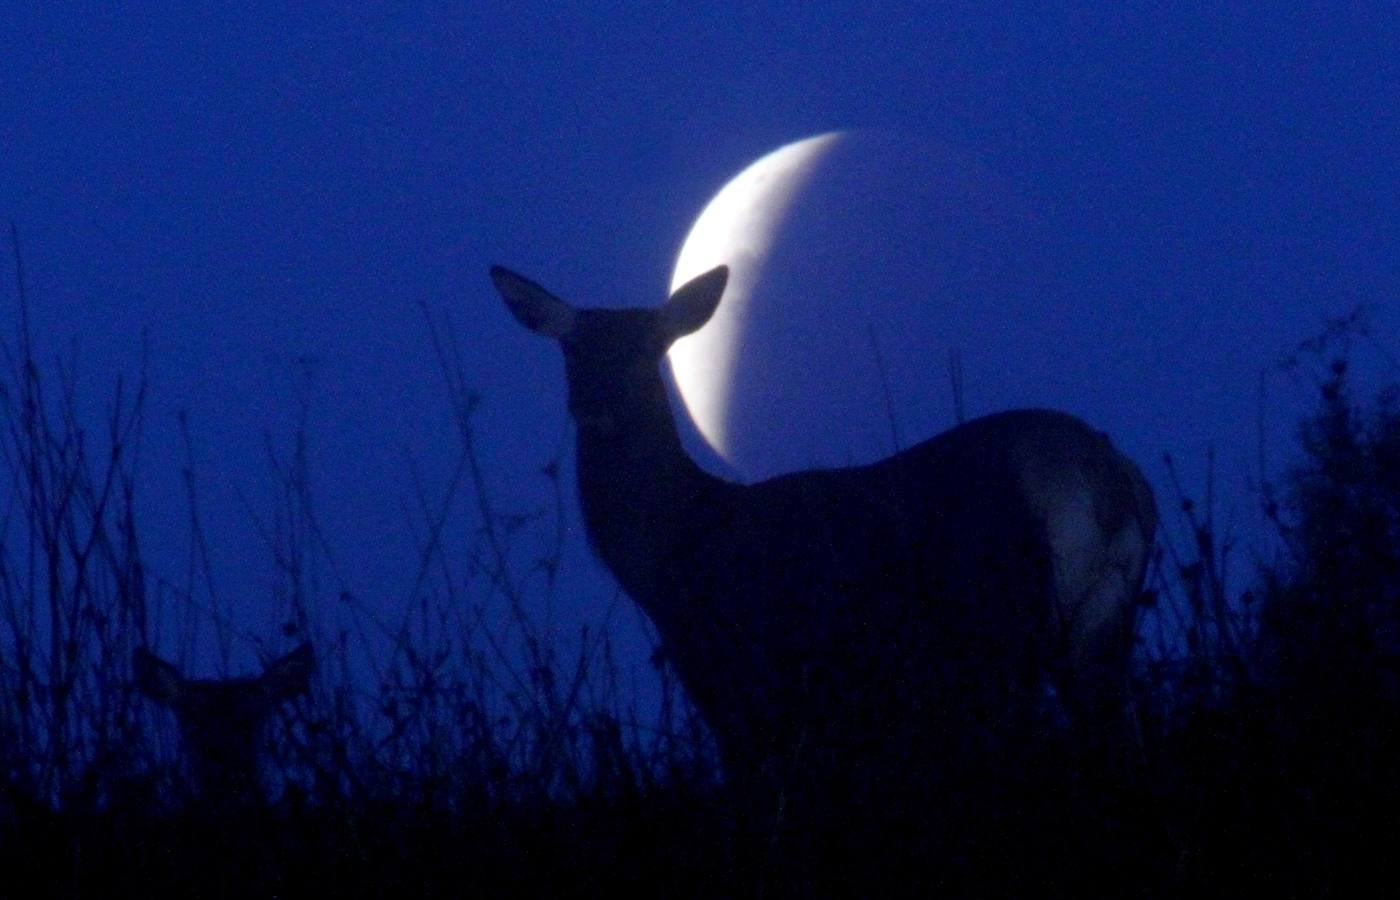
491 265 1156 796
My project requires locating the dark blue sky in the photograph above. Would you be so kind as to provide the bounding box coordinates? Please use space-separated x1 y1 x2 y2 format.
2 4 1397 673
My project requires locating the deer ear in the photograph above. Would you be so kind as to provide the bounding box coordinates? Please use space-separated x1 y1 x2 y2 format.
660 266 727 340
490 266 577 338
262 642 314 700
134 648 184 704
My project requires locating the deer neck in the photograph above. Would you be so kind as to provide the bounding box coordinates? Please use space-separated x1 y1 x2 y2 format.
571 369 718 600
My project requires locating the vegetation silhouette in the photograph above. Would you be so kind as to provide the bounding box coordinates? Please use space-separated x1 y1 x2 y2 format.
2 239 1398 895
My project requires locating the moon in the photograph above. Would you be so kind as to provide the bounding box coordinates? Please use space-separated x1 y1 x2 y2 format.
667 131 1053 482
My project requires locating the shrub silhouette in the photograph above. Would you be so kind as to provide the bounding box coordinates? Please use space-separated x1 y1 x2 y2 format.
1258 361 1400 704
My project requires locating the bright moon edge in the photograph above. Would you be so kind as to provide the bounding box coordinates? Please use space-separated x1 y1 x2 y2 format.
668 132 847 458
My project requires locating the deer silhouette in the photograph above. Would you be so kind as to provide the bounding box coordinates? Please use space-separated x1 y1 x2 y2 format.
490 264 1157 804
134 643 314 807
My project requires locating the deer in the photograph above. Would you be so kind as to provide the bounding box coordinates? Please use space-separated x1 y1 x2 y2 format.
489 264 1158 816
133 642 314 809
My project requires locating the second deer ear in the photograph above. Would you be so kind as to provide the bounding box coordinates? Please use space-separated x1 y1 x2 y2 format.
660 265 728 340
134 648 184 705
490 266 577 339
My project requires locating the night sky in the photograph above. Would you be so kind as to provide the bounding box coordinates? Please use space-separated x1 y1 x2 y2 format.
2 4 1397 681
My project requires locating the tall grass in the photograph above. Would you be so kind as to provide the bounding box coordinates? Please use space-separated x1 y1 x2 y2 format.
3 238 1399 895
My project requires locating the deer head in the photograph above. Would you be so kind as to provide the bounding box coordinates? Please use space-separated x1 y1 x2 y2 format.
492 264 726 420
134 642 314 806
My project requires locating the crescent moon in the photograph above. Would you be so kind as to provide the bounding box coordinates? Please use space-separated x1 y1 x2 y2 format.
668 132 845 459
